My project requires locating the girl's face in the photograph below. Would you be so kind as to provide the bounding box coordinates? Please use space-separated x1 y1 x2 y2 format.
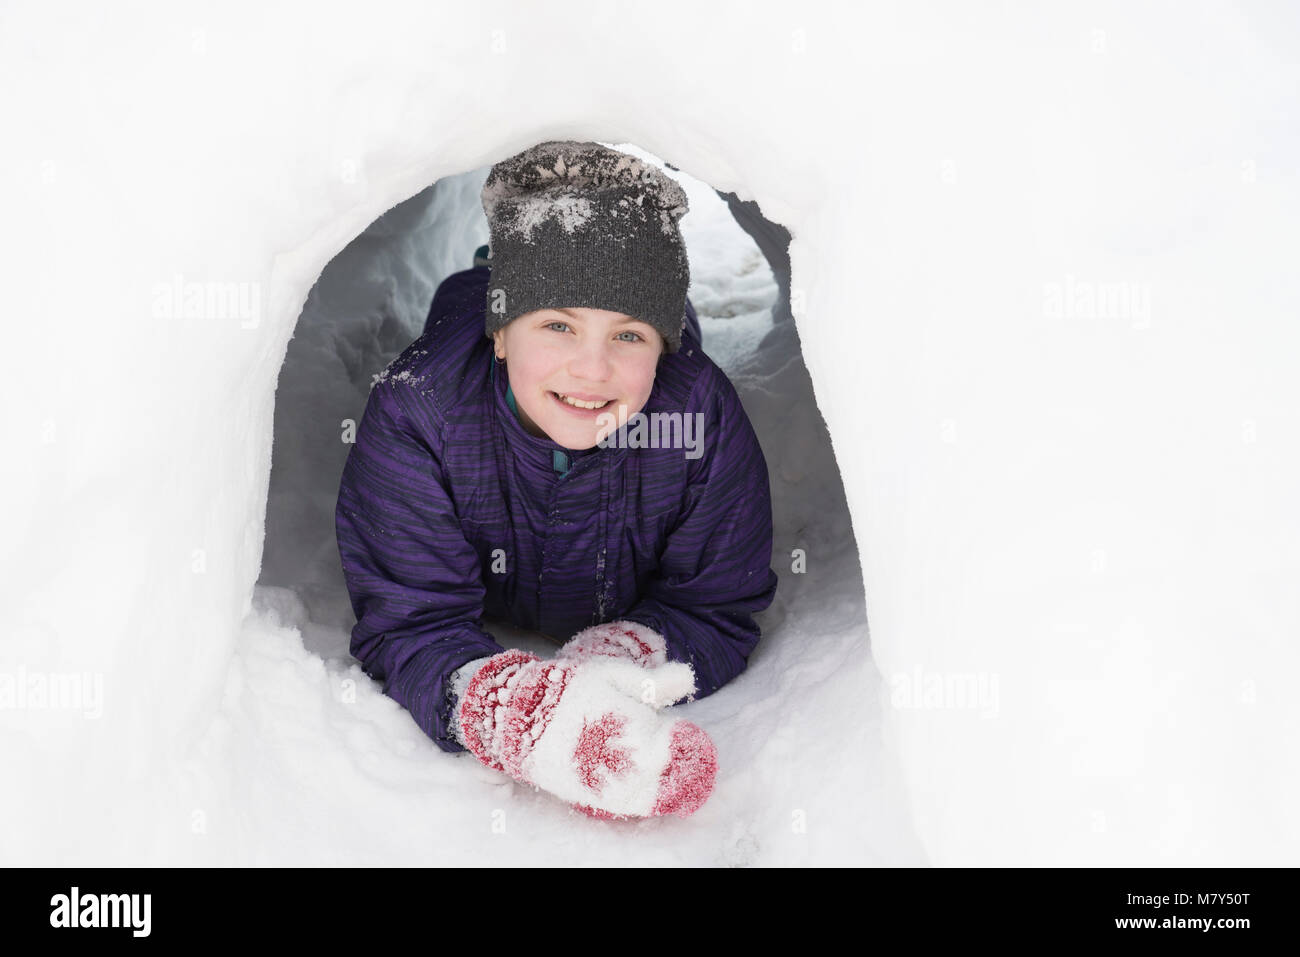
493 306 664 450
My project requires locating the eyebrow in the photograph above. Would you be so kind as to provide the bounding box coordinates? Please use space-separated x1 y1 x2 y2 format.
551 308 646 325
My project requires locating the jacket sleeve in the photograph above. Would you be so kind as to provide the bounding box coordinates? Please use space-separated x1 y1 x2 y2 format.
618 365 780 698
335 377 505 753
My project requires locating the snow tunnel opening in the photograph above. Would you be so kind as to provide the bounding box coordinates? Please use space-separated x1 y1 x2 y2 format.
253 140 869 752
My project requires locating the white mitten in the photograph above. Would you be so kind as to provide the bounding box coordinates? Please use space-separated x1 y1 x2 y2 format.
457 649 716 819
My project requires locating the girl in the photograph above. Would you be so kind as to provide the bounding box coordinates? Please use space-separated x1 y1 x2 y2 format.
335 141 779 820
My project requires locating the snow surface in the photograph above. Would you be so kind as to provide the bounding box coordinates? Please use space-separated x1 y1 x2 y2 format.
2 1 1298 866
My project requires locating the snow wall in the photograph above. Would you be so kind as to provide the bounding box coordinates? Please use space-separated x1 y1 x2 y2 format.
3 1 1298 865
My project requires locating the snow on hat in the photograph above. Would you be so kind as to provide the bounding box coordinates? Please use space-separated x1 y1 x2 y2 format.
481 140 692 354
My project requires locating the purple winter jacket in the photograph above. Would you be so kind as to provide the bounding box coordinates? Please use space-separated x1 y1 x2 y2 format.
335 266 779 753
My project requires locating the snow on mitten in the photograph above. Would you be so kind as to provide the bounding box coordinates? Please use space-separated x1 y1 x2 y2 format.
457 649 717 819
558 620 670 669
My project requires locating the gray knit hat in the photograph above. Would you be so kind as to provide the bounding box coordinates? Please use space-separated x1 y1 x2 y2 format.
481 140 692 354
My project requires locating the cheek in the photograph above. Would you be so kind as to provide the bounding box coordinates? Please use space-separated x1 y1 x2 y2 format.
624 367 657 406
512 356 552 390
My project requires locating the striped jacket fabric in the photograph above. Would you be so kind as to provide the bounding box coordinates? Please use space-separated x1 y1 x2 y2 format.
334 266 779 753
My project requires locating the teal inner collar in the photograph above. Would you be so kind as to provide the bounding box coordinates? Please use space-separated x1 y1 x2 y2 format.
491 355 519 418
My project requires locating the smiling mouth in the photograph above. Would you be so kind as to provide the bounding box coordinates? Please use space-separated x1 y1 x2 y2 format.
550 391 613 411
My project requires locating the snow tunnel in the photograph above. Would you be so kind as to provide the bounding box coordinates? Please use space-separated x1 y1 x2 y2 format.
3 4 1297 867
250 143 926 864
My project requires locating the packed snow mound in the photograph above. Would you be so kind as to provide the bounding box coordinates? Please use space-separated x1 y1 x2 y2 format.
3 2 1297 867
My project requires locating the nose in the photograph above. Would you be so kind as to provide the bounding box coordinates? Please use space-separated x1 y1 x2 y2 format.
566 334 615 383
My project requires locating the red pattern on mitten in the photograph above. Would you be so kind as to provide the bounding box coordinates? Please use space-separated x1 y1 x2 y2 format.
457 650 715 820
571 719 718 821
457 649 540 774
557 620 670 669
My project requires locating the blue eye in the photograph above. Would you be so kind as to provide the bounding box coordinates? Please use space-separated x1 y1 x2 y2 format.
545 320 645 343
